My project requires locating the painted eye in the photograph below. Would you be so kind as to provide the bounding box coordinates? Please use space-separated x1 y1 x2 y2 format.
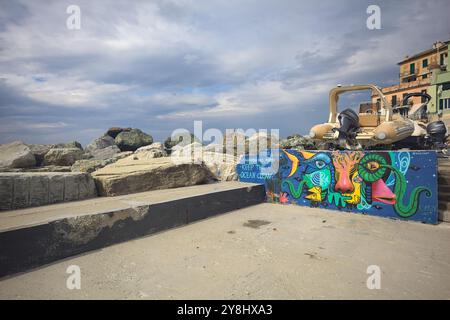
315 160 325 169
366 161 380 171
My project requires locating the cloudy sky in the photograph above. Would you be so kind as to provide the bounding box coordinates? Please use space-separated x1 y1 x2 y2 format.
0 0 449 146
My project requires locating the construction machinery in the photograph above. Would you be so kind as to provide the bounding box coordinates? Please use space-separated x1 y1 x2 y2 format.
309 84 448 153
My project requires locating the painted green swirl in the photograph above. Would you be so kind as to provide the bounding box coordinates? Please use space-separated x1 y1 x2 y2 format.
282 179 306 199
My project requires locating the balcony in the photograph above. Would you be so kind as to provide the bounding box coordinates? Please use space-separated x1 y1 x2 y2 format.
400 68 419 79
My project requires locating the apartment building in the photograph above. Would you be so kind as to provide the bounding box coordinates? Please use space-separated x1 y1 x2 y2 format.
372 41 449 108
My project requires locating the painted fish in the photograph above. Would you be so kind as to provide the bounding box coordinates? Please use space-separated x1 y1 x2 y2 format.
305 186 322 201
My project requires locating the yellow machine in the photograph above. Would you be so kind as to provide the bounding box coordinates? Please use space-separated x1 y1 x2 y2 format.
309 84 447 151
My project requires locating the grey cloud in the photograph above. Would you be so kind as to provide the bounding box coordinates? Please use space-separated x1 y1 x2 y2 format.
0 0 449 145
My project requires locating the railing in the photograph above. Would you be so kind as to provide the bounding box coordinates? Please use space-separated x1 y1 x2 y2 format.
399 68 419 78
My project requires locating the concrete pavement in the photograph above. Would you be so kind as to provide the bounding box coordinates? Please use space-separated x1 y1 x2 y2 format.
1 203 450 299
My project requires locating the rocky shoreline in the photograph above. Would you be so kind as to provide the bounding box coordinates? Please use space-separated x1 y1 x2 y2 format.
0 127 313 210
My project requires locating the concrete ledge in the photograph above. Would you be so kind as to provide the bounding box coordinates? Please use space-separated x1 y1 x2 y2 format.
0 172 97 211
0 182 265 277
439 210 450 223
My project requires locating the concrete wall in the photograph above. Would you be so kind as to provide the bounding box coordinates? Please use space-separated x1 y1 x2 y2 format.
0 183 265 277
237 150 439 224
0 173 97 210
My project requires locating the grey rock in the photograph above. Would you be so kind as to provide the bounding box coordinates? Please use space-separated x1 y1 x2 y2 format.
43 148 84 166
280 134 315 150
134 142 167 159
0 141 36 169
92 157 214 196
86 135 115 153
106 127 131 139
115 129 153 152
71 152 132 173
71 159 112 174
90 145 121 160
54 141 83 150
27 144 54 166
164 132 200 150
170 144 238 181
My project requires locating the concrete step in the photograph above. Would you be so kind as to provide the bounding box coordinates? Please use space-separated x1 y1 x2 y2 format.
439 210 450 223
438 160 450 167
438 176 450 185
438 201 450 210
438 170 450 178
439 190 450 199
0 182 265 278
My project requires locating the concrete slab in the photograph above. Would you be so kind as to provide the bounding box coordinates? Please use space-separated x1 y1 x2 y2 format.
0 172 97 210
0 203 449 299
0 182 265 277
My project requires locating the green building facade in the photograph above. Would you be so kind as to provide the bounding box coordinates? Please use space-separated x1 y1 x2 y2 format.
428 46 450 128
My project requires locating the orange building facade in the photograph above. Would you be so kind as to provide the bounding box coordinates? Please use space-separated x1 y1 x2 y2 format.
372 41 449 108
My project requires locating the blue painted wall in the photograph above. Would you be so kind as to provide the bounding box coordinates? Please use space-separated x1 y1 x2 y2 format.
237 150 438 224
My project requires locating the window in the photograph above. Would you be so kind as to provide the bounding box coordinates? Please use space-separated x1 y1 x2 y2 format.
410 63 415 74
391 95 397 106
422 59 428 68
422 74 428 79
440 53 446 66
440 98 450 110
442 82 450 91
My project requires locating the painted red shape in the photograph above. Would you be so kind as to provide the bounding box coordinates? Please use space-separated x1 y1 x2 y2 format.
335 172 354 193
372 178 396 205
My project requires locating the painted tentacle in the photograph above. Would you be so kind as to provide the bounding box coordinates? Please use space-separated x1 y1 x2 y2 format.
282 179 306 199
358 153 432 218
383 165 432 217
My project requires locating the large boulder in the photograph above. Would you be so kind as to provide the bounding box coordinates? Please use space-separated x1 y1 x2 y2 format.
91 157 214 196
164 132 200 150
202 152 238 181
86 135 115 152
54 141 83 150
170 142 203 158
0 141 36 169
85 135 121 160
170 143 238 181
27 144 54 166
115 129 153 152
89 145 121 160
106 127 131 139
71 159 113 174
71 151 132 173
43 148 84 166
134 142 167 159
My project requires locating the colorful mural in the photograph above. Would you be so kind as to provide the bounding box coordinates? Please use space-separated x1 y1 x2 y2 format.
237 150 438 224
